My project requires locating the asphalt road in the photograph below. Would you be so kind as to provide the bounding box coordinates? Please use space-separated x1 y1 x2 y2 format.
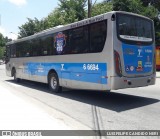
0 64 160 131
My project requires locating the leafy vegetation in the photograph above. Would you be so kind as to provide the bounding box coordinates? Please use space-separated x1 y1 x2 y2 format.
1 0 159 59
0 33 11 59
91 1 113 16
6 0 160 45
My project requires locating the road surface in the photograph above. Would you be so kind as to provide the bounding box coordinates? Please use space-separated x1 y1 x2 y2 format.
0 64 160 138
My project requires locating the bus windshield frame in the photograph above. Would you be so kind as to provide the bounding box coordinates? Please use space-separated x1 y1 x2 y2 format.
116 13 154 45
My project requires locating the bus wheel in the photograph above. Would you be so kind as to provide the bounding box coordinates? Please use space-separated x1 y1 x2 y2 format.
13 69 20 83
49 73 62 93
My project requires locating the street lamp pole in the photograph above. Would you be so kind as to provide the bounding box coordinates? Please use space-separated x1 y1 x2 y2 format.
88 0 92 18
88 0 97 18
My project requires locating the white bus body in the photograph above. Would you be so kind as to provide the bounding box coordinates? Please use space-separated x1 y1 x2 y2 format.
5 11 156 92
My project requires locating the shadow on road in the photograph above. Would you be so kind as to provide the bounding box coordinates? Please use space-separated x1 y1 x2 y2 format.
5 79 159 112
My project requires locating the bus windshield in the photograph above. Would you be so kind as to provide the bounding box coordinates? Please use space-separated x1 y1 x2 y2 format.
117 13 153 44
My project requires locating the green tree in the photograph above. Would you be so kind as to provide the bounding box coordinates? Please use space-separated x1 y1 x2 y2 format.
58 0 87 23
0 47 5 59
91 1 113 16
0 33 5 47
0 33 7 59
113 0 145 14
112 0 158 18
17 0 160 43
154 17 160 45
45 8 66 28
18 0 88 38
141 0 160 10
140 0 160 45
18 17 47 38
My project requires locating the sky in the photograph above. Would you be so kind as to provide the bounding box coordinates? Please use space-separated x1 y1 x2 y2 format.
0 0 103 40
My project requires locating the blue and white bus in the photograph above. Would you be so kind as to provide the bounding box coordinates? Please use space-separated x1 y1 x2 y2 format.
5 11 156 93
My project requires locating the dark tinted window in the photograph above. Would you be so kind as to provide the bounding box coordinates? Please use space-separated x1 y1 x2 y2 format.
23 41 31 57
117 13 153 45
41 35 55 55
11 20 107 57
31 39 42 56
62 31 70 54
10 44 16 58
69 26 89 54
16 41 31 57
6 45 10 58
16 43 23 57
90 21 107 53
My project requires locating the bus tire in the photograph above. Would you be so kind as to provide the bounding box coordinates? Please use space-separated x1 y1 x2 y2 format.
49 72 62 93
13 69 20 83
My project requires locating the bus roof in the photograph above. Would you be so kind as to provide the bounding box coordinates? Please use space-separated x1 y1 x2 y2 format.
6 11 152 46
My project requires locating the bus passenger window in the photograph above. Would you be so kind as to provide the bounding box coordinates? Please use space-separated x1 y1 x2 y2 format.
41 35 54 56
31 39 42 56
6 46 10 58
23 41 31 57
16 43 24 57
90 20 107 53
10 44 16 58
69 26 89 54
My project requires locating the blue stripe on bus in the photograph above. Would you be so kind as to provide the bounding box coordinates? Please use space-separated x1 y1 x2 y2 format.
24 63 107 84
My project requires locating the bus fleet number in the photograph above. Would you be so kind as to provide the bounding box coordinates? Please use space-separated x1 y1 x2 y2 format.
83 64 99 71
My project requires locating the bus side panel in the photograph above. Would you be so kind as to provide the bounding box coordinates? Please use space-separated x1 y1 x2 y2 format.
61 71 71 87
21 62 108 90
6 62 12 77
70 63 107 90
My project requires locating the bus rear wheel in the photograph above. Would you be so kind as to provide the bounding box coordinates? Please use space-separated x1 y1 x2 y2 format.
49 73 62 93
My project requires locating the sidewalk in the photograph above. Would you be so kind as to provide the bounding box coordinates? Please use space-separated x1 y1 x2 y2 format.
0 84 95 138
0 85 72 131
